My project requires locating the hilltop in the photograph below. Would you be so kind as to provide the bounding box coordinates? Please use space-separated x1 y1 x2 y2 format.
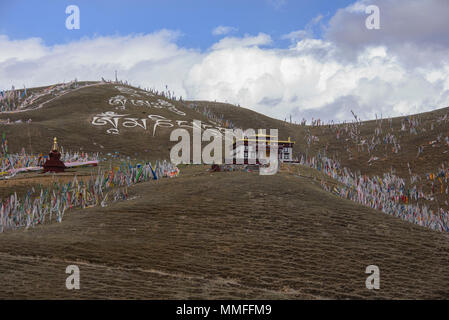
3 81 448 178
0 82 297 160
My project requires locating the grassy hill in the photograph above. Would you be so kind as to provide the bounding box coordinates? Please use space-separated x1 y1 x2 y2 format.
0 82 299 161
2 80 449 213
0 165 449 299
5 81 447 180
1 81 449 299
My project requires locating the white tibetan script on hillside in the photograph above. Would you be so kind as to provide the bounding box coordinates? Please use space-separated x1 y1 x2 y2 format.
92 111 226 137
91 86 227 136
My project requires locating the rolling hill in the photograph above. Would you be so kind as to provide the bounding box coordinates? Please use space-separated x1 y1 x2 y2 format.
0 81 449 299
0 82 298 160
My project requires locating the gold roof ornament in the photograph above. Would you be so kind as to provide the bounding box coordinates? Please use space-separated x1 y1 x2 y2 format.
52 137 58 151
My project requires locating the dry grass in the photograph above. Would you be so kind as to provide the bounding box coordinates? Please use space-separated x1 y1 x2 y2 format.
0 166 449 299
0 83 449 299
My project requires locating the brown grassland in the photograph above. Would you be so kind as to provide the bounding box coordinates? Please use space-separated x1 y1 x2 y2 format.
0 83 448 299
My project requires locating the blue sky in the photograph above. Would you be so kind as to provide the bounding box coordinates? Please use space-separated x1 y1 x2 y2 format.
1 0 449 122
0 0 354 49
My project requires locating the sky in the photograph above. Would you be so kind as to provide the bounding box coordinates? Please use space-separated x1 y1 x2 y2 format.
1 0 449 122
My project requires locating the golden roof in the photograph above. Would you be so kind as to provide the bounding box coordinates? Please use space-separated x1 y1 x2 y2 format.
52 137 58 151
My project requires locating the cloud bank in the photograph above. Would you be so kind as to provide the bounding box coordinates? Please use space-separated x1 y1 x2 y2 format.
2 0 449 122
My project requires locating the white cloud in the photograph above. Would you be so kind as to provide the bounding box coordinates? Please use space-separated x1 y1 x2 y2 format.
2 0 449 123
0 35 49 62
0 30 201 100
282 14 324 45
211 33 272 50
311 14 324 25
281 30 308 43
187 34 449 121
326 0 449 59
212 25 238 36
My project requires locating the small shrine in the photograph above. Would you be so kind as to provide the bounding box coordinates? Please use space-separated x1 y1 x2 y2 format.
43 137 66 173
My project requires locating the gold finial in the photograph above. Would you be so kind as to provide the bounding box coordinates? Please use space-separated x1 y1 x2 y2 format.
52 137 58 151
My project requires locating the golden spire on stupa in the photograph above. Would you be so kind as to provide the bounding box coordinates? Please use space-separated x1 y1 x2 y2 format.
52 137 58 151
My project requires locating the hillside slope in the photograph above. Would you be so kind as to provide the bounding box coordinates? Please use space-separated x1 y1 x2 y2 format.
0 82 299 160
2 82 449 214
1 82 449 299
5 81 447 179
1 166 449 299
